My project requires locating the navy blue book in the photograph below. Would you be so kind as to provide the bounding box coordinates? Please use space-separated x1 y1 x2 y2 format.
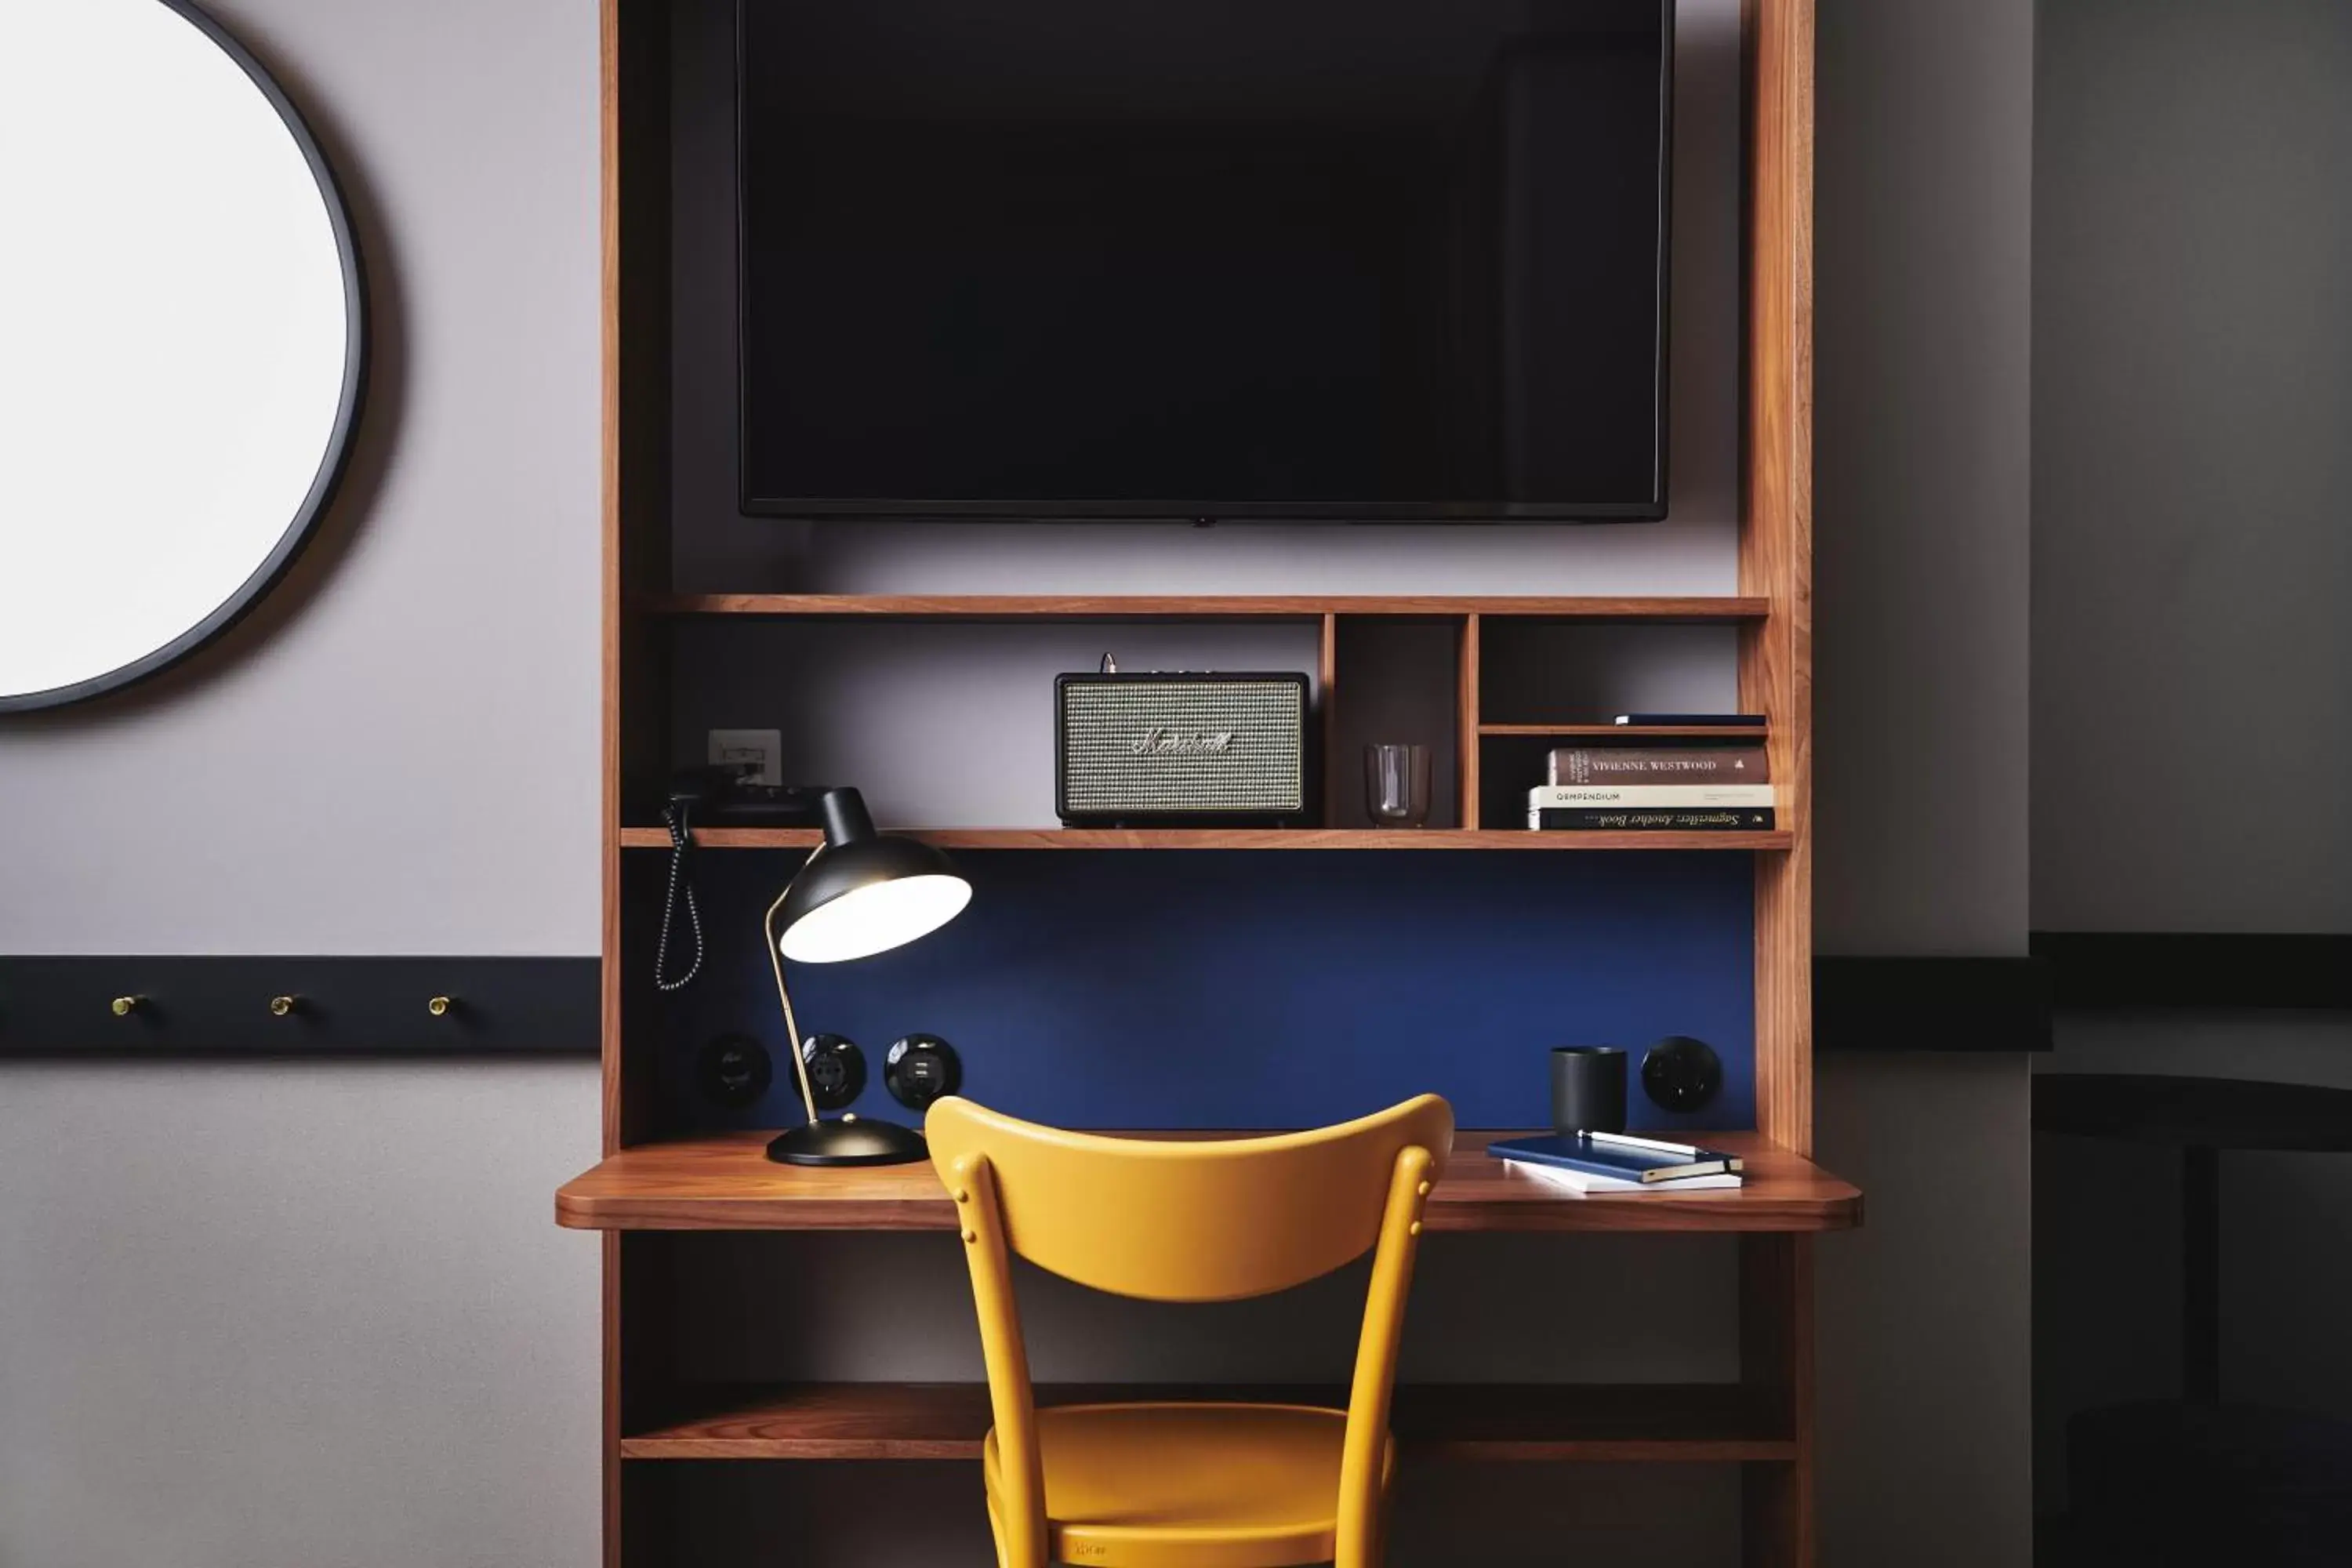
1488 1131 1744 1185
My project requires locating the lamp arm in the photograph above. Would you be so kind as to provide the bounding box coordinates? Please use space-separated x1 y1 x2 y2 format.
764 848 825 1129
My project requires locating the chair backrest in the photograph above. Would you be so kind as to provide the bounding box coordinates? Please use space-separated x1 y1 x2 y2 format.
925 1094 1455 1301
927 1095 1454 1568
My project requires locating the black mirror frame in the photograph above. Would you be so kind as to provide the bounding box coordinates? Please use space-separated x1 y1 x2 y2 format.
0 0 368 713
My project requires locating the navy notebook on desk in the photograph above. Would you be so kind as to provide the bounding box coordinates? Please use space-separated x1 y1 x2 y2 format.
1488 1131 1744 1185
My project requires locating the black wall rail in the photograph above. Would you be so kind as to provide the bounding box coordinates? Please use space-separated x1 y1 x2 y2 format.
0 956 599 1057
12 938 2328 1060
1814 955 2053 1053
2032 932 2352 1011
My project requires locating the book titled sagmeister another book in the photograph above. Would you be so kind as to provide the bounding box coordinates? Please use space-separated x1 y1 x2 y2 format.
1529 808 1776 830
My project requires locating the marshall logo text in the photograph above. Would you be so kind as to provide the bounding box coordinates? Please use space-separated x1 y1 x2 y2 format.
1131 727 1235 757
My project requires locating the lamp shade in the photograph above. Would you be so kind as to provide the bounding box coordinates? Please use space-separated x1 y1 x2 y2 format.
775 789 972 964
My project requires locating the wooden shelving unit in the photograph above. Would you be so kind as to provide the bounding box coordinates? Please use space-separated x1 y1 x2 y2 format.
577 0 1824 1559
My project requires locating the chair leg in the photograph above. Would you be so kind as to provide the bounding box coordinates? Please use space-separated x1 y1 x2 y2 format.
986 1497 1009 1568
1338 1472 1396 1568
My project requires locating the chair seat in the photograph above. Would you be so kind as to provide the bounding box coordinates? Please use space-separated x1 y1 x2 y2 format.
982 1402 1392 1568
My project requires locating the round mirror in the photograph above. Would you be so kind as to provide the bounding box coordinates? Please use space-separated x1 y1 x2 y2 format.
0 0 365 712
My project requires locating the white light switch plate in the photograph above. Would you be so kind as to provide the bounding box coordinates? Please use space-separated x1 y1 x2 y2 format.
708 728 783 786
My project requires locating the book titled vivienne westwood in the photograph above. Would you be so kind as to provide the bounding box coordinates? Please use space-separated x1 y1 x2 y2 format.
1548 746 1770 786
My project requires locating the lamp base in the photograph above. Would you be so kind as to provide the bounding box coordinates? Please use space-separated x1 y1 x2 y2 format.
765 1116 928 1167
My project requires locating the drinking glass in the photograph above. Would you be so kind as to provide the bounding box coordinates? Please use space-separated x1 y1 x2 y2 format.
1364 743 1434 827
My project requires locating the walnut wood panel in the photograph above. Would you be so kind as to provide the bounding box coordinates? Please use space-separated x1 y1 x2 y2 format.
1457 614 1481 829
597 0 620 1540
1736 7 1816 1563
1319 613 1340 825
599 2 673 1561
556 1131 1860 1234
598 0 624 1166
1740 1233 1816 1567
622 1381 1795 1464
601 1232 622 1568
642 593 1771 621
615 826 1794 851
1739 0 1815 1163
603 0 672 1156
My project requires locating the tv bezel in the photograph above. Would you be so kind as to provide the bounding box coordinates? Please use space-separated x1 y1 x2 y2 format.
732 0 1675 524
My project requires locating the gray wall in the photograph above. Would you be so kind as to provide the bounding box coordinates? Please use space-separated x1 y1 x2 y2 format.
0 1062 601 1568
1811 0 2037 1562
0 0 604 957
2034 0 2352 938
2031 0 2352 1517
0 0 2038 1564
0 1 604 1565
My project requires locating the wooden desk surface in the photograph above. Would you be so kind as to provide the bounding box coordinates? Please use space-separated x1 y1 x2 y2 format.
557 1129 1861 1235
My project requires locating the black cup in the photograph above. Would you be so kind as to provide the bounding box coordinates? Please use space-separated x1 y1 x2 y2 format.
1551 1047 1628 1134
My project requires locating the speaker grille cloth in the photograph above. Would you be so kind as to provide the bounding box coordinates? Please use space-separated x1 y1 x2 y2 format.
1062 681 1305 813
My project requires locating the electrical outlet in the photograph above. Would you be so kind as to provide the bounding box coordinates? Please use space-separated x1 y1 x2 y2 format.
885 1033 961 1111
800 1033 867 1110
708 728 782 786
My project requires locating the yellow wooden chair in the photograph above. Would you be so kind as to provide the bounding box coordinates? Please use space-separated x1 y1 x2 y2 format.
926 1094 1455 1568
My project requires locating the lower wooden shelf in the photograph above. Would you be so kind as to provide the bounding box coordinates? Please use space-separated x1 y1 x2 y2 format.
557 1131 1860 1234
619 826 1791 851
623 1381 1795 1465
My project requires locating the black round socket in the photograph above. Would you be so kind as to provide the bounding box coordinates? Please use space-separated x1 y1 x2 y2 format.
884 1033 961 1112
799 1033 867 1111
696 1033 773 1109
1640 1035 1724 1114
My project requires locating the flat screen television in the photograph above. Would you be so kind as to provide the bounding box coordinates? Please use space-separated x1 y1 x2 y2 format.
738 0 1672 521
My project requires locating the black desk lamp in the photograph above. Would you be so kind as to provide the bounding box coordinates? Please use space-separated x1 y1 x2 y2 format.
764 788 971 1167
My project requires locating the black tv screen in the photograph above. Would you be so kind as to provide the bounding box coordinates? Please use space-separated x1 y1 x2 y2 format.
738 0 1672 520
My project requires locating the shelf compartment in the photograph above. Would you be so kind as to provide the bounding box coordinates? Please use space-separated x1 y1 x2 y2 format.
622 1381 1794 1465
1327 615 1465 829
556 1131 1861 1234
1474 619 1747 731
641 593 1772 622
618 826 1792 851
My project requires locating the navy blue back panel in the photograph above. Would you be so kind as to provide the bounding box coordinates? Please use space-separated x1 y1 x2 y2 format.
648 850 1755 1134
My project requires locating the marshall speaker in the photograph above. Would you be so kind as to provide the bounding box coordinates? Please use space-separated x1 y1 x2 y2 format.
1055 666 1312 826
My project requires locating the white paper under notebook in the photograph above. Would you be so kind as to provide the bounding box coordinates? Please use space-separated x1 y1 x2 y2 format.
1504 1160 1744 1194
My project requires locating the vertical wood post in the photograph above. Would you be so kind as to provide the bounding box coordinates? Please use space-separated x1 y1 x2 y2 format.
1320 613 1341 826
1739 0 1815 1159
1741 1233 1817 1566
1457 615 1482 829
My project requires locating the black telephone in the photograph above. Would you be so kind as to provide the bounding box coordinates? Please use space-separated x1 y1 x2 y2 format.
667 764 835 826
652 768 839 993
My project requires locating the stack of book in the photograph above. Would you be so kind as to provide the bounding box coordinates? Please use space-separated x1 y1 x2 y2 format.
1526 717 1772 831
1488 1131 1745 1193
